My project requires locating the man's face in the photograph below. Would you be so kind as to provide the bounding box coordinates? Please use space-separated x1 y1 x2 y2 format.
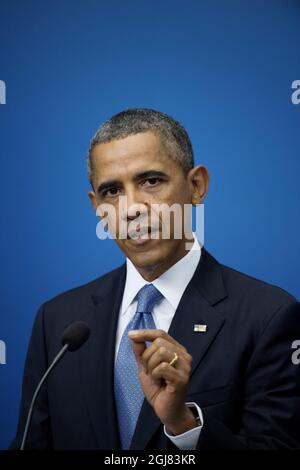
88 131 206 279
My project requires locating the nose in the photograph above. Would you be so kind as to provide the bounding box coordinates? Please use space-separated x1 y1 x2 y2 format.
119 186 149 222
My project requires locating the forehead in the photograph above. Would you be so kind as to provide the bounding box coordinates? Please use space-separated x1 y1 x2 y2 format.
91 131 176 179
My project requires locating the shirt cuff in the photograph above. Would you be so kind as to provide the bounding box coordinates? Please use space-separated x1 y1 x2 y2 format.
163 402 203 450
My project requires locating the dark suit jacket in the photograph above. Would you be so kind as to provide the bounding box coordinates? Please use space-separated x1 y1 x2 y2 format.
10 248 300 450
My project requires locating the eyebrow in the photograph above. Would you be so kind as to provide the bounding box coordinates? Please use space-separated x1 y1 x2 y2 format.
97 180 119 194
96 170 169 194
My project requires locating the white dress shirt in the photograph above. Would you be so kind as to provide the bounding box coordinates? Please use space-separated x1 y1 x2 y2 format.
115 235 203 450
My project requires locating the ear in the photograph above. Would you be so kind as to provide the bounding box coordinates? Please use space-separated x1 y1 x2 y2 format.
187 165 210 205
88 191 98 210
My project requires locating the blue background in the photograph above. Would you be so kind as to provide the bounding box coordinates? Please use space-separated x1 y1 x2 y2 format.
0 0 299 449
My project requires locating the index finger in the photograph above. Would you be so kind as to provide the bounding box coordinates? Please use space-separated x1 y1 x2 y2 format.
128 328 181 347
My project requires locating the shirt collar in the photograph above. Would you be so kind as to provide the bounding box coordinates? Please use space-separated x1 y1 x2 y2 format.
121 234 201 315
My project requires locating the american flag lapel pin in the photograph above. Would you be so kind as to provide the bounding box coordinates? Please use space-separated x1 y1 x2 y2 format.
194 324 207 332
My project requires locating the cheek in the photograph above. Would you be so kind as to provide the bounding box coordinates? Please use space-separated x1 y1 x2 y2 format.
157 181 190 204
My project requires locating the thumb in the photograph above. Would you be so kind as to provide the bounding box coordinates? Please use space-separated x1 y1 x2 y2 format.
129 336 147 369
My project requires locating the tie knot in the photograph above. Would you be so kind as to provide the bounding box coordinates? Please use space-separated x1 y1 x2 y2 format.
136 284 163 314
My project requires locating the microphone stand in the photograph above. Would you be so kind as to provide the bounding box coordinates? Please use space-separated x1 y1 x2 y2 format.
20 343 69 450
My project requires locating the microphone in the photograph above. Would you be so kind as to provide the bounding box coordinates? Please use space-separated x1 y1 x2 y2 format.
20 321 90 450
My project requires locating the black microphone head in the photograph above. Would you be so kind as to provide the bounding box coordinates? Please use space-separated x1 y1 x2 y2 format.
61 321 90 352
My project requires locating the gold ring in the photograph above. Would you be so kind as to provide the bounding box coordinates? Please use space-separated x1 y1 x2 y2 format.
169 352 179 368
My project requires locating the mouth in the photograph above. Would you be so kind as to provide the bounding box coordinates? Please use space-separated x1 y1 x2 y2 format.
126 225 160 246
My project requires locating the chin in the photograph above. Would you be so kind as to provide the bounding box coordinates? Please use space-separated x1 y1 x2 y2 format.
124 240 175 270
130 254 163 271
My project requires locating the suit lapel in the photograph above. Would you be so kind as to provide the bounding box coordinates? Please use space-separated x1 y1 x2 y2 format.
130 248 227 450
78 265 126 449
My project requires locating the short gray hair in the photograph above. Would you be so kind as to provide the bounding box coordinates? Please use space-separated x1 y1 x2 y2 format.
87 108 194 186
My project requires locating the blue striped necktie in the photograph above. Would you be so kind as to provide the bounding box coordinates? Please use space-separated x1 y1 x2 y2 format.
114 284 164 449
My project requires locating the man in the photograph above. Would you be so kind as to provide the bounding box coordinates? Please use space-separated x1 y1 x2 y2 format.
11 108 300 450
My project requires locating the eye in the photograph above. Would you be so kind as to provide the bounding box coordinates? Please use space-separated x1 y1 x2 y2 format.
102 187 121 198
142 177 161 187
